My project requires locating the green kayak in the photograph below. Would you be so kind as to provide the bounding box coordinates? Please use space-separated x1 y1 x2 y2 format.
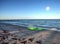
28 26 44 31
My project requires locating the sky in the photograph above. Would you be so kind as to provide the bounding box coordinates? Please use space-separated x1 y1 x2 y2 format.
0 0 60 19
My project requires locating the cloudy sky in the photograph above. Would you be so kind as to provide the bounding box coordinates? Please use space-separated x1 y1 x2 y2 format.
0 0 60 19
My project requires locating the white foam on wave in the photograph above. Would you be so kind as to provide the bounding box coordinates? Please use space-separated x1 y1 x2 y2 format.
49 28 60 32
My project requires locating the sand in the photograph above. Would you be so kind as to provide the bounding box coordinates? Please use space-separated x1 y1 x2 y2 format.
0 23 60 44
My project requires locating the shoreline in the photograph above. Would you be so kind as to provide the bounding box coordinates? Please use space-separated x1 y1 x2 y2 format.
0 23 60 44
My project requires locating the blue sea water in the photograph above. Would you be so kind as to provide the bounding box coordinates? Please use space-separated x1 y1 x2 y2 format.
0 19 60 28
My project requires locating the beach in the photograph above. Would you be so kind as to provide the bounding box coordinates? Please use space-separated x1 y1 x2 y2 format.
0 23 60 44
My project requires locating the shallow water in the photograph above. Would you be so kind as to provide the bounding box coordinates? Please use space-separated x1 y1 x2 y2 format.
0 19 60 28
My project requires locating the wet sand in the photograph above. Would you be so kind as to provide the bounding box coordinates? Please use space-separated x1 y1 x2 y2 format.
0 23 60 44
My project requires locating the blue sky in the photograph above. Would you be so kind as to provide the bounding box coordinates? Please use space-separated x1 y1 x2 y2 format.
0 0 60 19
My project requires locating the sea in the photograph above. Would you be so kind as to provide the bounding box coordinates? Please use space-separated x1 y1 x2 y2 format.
0 19 60 29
